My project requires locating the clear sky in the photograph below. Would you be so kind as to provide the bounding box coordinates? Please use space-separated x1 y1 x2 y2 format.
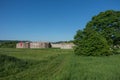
0 0 120 42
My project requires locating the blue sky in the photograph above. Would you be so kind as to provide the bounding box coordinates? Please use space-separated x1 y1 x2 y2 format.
0 0 120 42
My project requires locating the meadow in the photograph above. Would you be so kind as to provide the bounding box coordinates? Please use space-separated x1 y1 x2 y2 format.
0 48 120 80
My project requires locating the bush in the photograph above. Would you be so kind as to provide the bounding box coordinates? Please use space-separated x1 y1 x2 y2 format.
74 30 112 56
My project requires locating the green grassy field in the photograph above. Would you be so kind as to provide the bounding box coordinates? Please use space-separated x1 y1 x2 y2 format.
0 48 120 80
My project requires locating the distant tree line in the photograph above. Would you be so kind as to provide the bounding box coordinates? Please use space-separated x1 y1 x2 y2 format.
0 40 29 48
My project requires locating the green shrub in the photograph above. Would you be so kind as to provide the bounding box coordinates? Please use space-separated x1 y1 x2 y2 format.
74 30 112 56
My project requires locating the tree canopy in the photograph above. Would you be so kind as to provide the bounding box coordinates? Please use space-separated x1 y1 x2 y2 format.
74 10 120 56
86 10 120 45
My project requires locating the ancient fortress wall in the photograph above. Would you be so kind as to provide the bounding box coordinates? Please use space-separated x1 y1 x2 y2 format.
16 42 75 49
16 42 50 48
51 43 75 49
30 42 49 48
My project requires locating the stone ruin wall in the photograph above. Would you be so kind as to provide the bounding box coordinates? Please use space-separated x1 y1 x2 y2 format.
16 42 50 48
51 43 75 49
16 42 75 49
30 42 50 48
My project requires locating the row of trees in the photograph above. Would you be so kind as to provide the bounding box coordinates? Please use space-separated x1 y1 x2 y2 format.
74 10 120 56
0 40 28 48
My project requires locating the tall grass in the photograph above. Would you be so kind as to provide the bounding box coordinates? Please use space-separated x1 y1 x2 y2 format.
0 48 120 80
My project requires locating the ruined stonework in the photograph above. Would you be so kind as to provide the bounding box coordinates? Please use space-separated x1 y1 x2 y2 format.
51 43 75 49
16 42 29 48
16 42 74 49
16 42 51 48
30 42 50 48
60 43 75 49
51 43 62 48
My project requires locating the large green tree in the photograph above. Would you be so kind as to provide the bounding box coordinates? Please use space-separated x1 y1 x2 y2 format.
86 10 120 46
74 10 120 56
